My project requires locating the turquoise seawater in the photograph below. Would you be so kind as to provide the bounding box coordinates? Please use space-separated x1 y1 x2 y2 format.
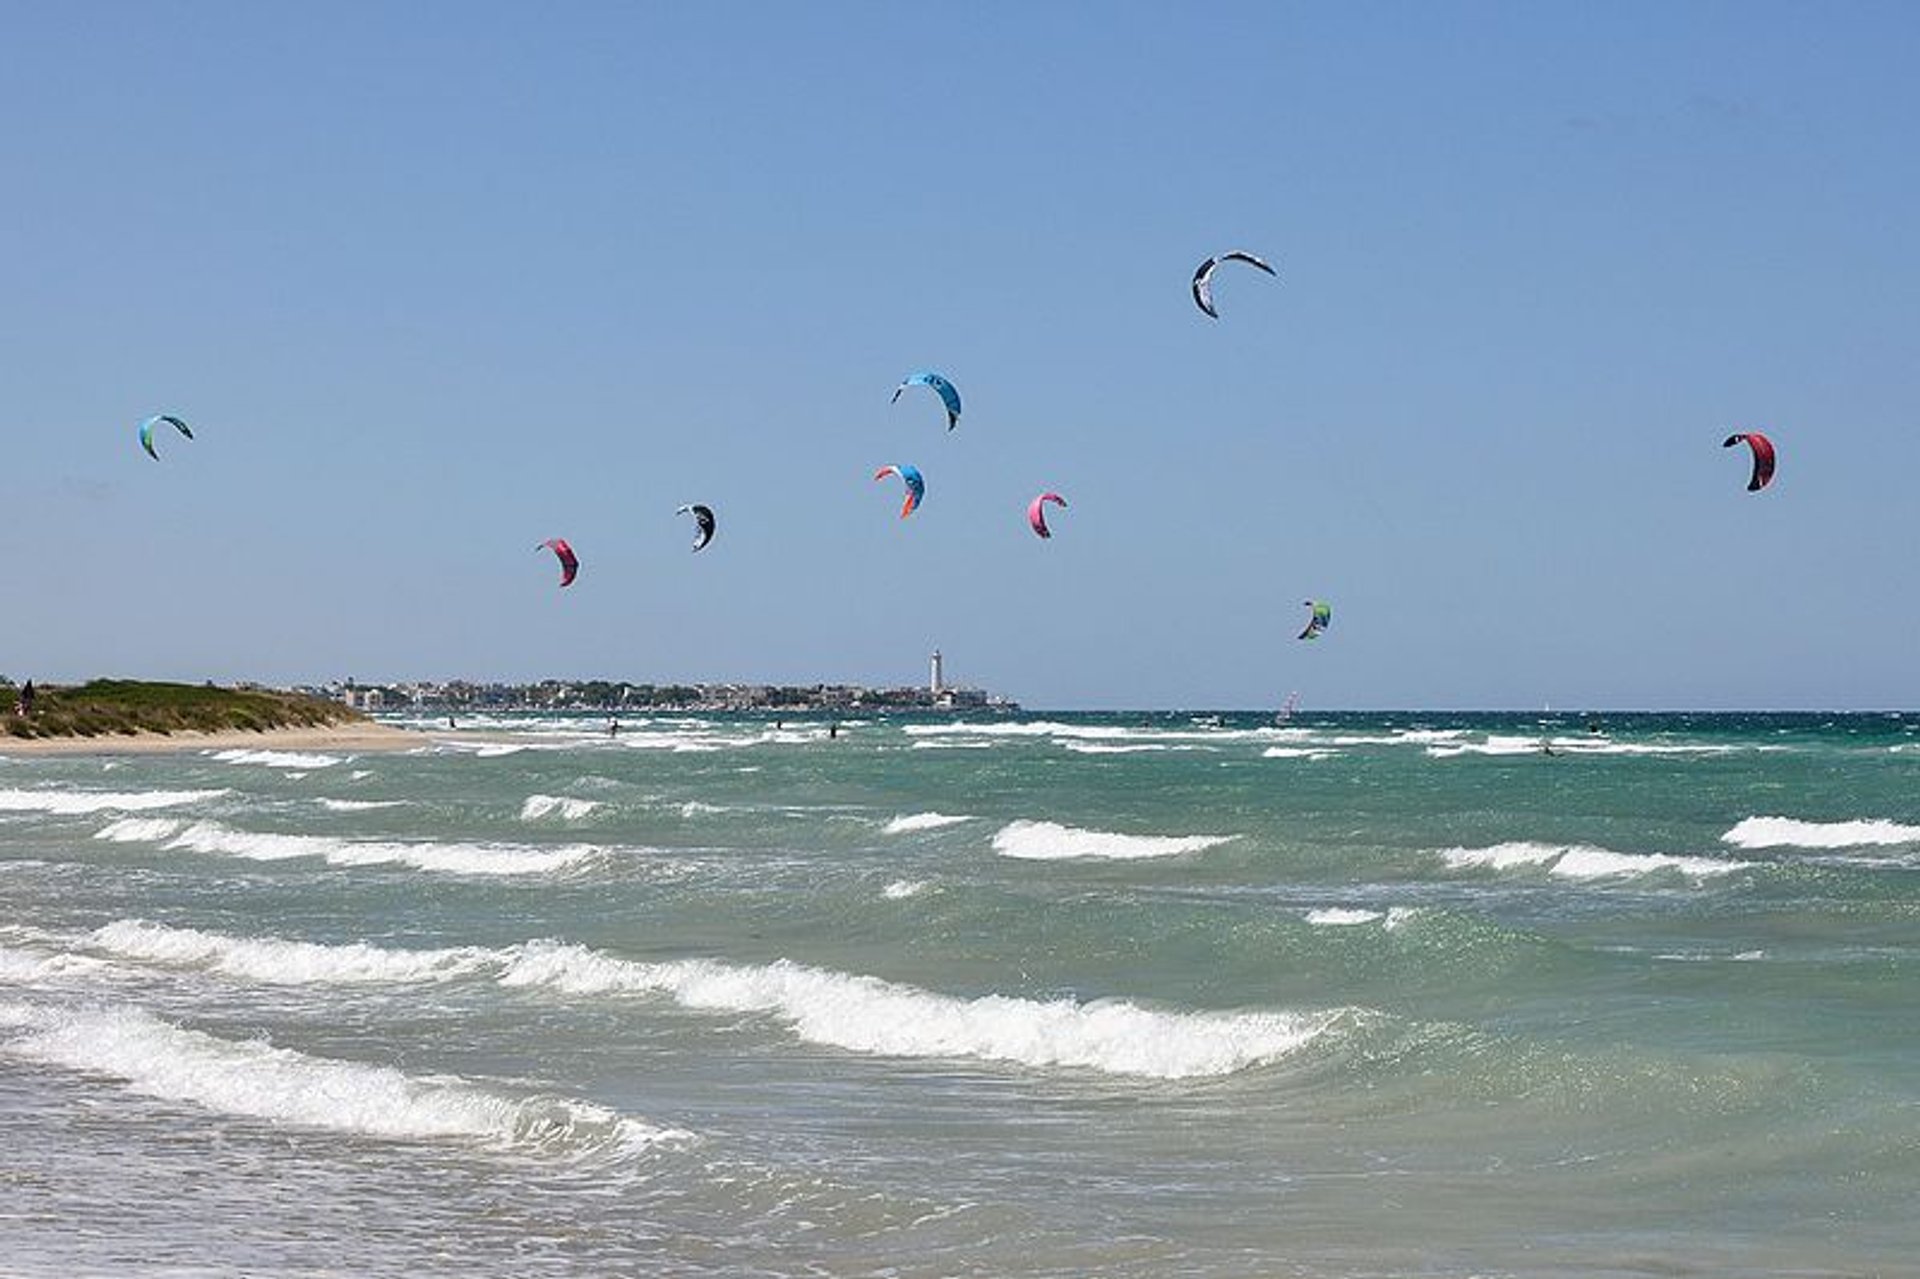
2 711 1916 1277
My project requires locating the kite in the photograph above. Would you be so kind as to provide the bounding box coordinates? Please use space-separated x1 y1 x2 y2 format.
1027 491 1067 539
137 414 193 460
538 538 579 587
677 503 716 551
1191 251 1276 319
873 465 925 518
892 371 962 431
1298 600 1331 641
1722 431 1776 492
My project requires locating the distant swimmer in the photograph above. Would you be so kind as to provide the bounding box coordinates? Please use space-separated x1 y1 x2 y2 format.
829 722 839 740
608 718 620 737
447 715 456 730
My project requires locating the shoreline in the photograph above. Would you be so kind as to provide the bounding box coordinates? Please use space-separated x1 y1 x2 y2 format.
0 722 428 758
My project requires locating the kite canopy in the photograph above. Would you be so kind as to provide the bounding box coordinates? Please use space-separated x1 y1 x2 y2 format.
873 464 925 519
892 371 962 431
538 538 579 587
1191 251 1276 319
676 503 716 551
1298 600 1331 641
1722 431 1776 492
1027 491 1067 539
137 414 193 461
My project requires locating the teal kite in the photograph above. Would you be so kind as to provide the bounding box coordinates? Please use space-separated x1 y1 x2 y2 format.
137 414 193 461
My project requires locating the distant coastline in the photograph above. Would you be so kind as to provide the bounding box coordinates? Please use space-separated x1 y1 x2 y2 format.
0 676 1022 755
318 678 1021 715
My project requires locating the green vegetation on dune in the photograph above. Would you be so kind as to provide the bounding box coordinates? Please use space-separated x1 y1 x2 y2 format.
2 680 364 739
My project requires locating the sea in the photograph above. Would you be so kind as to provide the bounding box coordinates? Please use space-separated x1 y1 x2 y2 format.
1 710 1916 1278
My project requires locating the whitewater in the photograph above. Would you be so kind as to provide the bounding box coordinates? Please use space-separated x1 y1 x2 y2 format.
2 709 1916 1277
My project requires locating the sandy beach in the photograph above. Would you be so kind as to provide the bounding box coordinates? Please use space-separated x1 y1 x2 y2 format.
0 722 429 757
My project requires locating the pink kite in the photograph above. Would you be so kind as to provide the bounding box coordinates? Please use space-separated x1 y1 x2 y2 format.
537 538 579 587
1027 491 1067 539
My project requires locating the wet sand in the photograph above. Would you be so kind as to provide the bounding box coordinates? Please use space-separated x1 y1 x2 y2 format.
0 722 428 757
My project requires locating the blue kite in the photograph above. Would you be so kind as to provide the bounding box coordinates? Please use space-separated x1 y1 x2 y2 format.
874 464 925 518
892 371 962 431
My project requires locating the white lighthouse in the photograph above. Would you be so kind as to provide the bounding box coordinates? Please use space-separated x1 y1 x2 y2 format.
930 649 944 695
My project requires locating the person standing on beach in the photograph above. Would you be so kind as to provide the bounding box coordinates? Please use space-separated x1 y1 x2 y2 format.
16 680 34 717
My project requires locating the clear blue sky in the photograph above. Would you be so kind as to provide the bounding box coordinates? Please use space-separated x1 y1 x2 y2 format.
3 2 1916 709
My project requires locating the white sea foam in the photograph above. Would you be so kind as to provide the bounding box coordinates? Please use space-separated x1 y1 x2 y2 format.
1579 741 1745 756
1441 841 1746 879
906 720 1287 747
1306 908 1383 926
0 1002 686 1156
1442 842 1575 871
615 734 725 753
209 749 343 769
95 817 186 843
905 720 1143 741
145 820 601 877
1551 848 1745 879
0 788 227 815
883 880 928 899
88 920 494 985
1428 736 1741 759
1721 816 1920 849
990 820 1236 862
909 740 996 750
520 795 602 822
1425 735 1557 758
1262 747 1335 760
315 798 404 812
882 812 973 834
1060 742 1176 755
0 944 111 983
499 943 1336 1079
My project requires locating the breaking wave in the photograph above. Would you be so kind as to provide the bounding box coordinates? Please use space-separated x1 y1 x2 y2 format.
11 924 1346 1081
88 920 494 985
498 942 1340 1079
98 819 601 877
0 788 226 816
0 1001 687 1158
882 812 973 834
209 749 343 769
520 795 602 822
990 820 1236 862
1440 841 1747 880
1721 816 1920 850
